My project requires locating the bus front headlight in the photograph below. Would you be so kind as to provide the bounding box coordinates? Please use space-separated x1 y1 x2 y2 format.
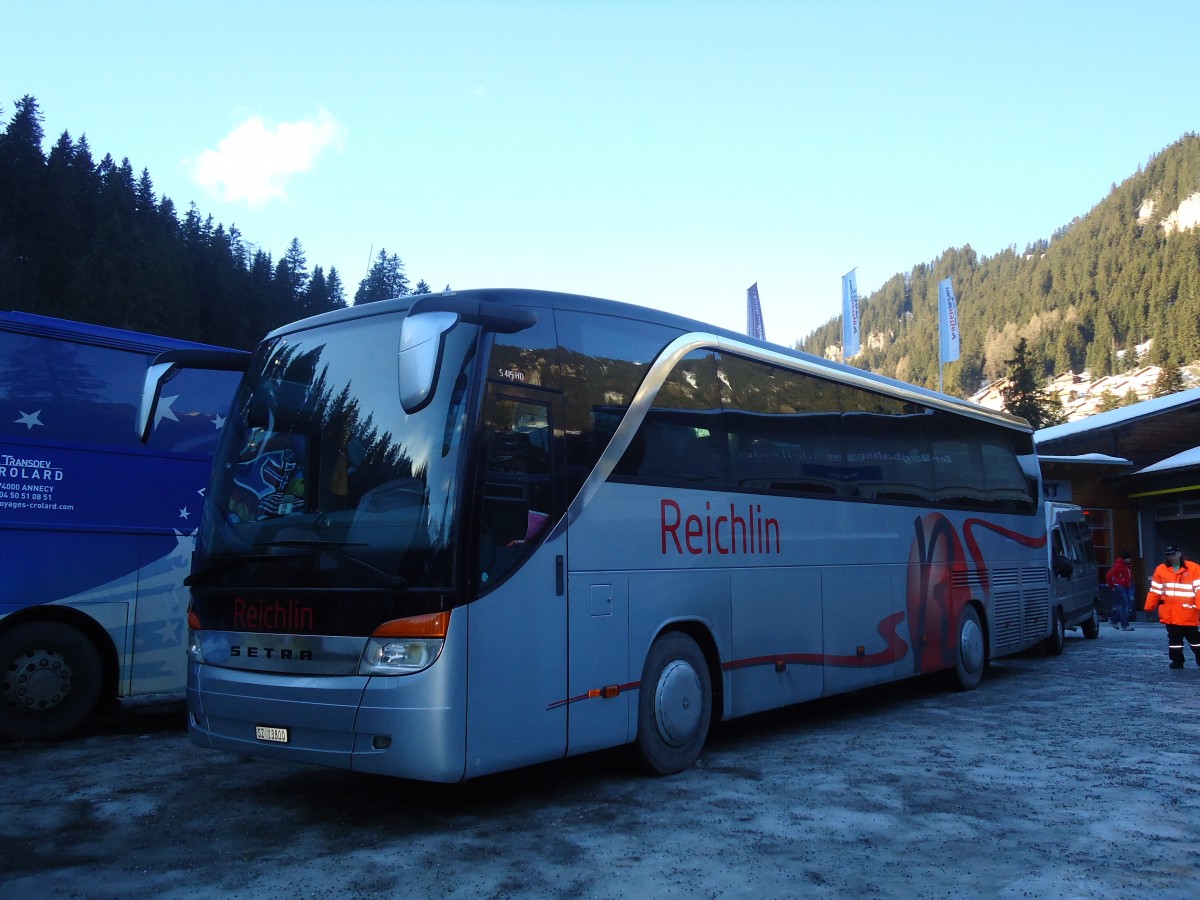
187 628 205 663
358 611 450 675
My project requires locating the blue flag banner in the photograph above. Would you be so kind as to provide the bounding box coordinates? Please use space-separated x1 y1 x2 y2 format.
938 277 960 364
746 283 766 341
842 269 860 359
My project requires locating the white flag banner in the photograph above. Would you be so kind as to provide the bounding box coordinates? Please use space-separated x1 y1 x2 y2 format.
842 269 860 358
938 277 960 364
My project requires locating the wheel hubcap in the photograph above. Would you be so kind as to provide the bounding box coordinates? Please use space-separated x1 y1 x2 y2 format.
959 617 984 675
654 659 702 747
4 649 72 711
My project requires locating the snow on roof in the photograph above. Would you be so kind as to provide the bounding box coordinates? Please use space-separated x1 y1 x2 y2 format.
1037 453 1133 466
1132 446 1200 475
1035 384 1200 444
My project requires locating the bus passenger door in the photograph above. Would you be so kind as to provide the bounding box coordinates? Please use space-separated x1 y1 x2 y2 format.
465 386 568 778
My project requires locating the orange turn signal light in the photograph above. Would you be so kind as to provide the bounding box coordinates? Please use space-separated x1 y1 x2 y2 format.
372 611 450 639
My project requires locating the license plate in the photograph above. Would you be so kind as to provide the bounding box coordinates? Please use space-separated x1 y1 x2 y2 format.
255 725 289 743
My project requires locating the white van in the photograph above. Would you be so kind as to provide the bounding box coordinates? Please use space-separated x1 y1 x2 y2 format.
1044 502 1101 653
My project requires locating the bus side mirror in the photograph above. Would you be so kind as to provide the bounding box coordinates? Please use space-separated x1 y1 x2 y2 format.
1053 553 1074 578
137 348 250 443
398 311 459 413
137 361 180 443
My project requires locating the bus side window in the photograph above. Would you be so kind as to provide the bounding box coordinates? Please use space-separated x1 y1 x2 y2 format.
478 394 552 588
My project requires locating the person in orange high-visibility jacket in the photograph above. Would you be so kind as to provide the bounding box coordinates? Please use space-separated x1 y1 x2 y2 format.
1145 545 1200 669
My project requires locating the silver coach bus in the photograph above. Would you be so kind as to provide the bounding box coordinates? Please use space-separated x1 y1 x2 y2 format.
140 289 1053 781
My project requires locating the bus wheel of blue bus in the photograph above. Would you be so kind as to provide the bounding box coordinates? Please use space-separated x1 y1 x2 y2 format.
0 622 102 742
1081 606 1100 640
1043 607 1065 657
636 632 712 775
947 606 985 691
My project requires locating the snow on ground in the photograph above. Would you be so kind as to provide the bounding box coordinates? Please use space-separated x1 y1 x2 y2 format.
2 624 1199 898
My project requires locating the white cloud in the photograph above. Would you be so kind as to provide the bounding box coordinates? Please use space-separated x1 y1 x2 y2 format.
191 108 346 206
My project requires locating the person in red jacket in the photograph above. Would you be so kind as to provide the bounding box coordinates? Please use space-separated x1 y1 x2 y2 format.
1106 551 1134 630
1145 545 1200 669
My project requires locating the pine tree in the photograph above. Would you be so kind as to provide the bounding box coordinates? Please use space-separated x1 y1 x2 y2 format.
281 237 308 302
326 267 346 308
1151 360 1185 397
1000 338 1066 429
0 95 47 308
354 249 408 304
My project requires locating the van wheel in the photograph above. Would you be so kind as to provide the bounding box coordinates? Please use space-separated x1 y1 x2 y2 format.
0 621 102 742
1043 607 1065 656
946 605 985 691
1081 606 1100 640
636 632 711 775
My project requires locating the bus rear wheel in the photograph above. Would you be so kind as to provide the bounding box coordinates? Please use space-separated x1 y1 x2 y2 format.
947 605 985 691
0 621 102 742
636 632 712 776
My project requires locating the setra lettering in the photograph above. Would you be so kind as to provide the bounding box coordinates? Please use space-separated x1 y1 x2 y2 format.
229 645 313 661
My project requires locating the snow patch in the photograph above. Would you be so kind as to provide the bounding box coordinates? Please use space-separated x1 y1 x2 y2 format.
1163 190 1200 235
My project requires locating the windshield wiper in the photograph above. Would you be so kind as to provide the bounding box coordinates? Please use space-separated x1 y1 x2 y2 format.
254 538 408 591
184 550 304 587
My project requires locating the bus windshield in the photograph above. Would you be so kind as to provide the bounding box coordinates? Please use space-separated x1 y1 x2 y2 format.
195 314 479 601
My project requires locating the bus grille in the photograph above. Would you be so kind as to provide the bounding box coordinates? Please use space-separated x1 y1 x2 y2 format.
958 566 1049 653
1020 567 1050 644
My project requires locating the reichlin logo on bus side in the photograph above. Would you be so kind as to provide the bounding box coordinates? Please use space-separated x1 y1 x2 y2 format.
660 498 781 556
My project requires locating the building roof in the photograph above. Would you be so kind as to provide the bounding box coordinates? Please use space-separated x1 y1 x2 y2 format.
1034 385 1200 470
1132 446 1200 476
1036 453 1133 466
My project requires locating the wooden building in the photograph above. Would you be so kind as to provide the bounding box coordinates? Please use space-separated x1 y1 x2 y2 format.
1036 385 1200 591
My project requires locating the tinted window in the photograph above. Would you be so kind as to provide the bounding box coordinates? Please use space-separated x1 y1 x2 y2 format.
839 385 935 502
477 389 555 589
554 310 679 496
616 350 729 485
613 347 1036 514
720 355 843 495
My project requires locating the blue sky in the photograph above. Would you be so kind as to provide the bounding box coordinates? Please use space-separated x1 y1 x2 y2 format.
5 1 1199 347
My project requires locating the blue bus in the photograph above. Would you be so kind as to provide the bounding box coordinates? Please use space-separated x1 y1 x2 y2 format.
140 289 1053 781
0 312 242 741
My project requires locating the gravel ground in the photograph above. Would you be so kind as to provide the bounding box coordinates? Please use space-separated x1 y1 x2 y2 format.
2 622 1199 899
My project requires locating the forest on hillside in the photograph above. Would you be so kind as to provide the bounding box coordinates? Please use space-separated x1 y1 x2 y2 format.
800 134 1200 398
0 95 429 350
5 92 1199 384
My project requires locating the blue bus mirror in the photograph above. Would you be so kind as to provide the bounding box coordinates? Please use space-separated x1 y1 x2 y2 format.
137 348 250 443
399 311 459 413
137 361 180 443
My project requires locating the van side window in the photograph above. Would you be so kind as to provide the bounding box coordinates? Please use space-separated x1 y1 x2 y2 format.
1051 528 1067 559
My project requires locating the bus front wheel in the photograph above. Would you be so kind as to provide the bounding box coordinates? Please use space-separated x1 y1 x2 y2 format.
947 605 985 691
0 621 102 742
636 632 712 776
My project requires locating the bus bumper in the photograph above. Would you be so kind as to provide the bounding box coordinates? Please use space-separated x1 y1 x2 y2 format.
187 661 469 783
